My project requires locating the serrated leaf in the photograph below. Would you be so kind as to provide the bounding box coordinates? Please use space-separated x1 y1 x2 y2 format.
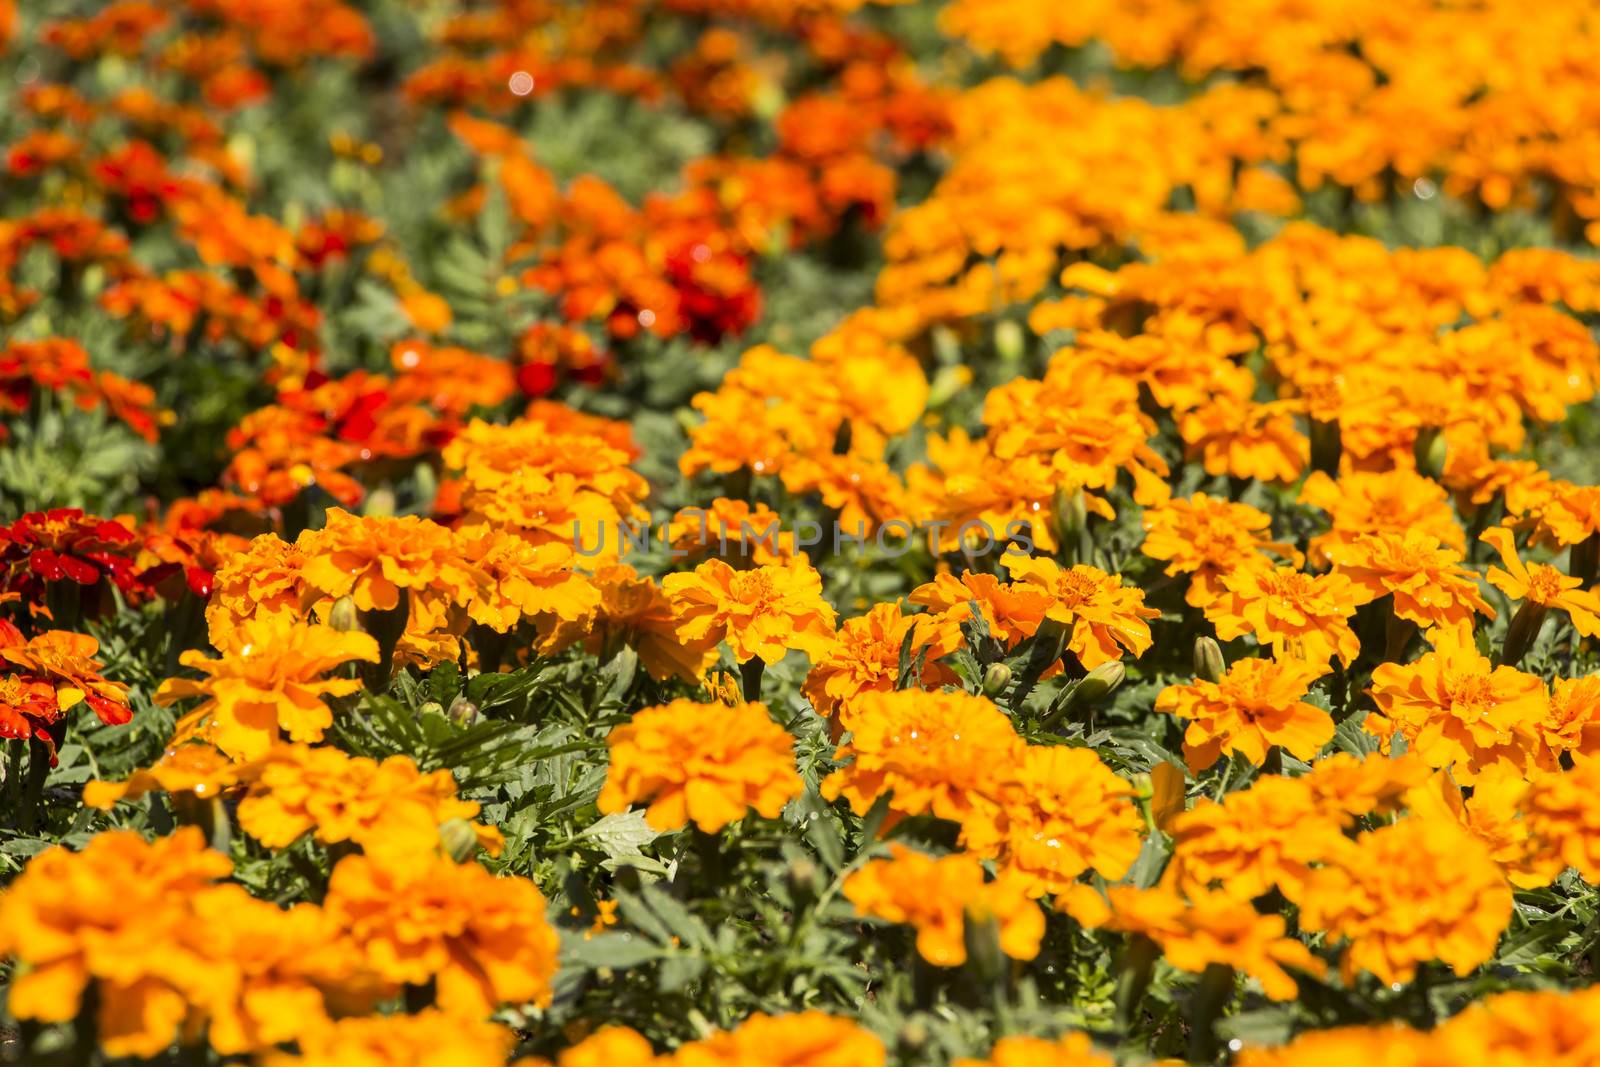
580 809 661 869
561 931 664 970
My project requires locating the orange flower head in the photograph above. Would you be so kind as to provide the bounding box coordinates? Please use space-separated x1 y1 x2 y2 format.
1328 530 1494 632
662 557 837 665
1206 565 1362 670
1141 492 1297 607
1001 554 1159 667
1156 657 1334 771
597 699 802 833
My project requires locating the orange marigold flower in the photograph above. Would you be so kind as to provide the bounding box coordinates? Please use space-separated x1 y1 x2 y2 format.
1300 469 1464 568
1140 493 1297 608
156 616 379 759
1179 396 1309 485
1061 883 1324 1001
83 742 250 810
662 557 837 665
1001 555 1159 668
597 699 802 833
665 497 794 564
323 852 559 1017
236 743 501 864
1366 626 1547 782
1519 759 1600 886
963 744 1145 895
1539 675 1600 760
259 1011 516 1067
1166 774 1349 901
821 689 1021 830
1156 657 1334 771
953 1033 1115 1067
674 1012 887 1067
298 508 480 617
546 563 718 683
908 569 1053 652
0 628 131 730
0 828 233 1059
1205 566 1362 670
1298 751 1431 820
1482 525 1600 637
843 845 1045 967
539 1026 660 1067
1297 816 1512 986
0 673 65 744
204 532 308 647
1328 530 1495 632
455 530 599 635
802 601 954 729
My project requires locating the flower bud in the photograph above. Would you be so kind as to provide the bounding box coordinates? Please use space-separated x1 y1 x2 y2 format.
362 486 396 518
961 907 1006 984
1075 660 1125 704
994 319 1024 362
327 595 360 633
787 856 820 900
1193 636 1225 683
440 818 480 863
448 695 480 726
982 662 1012 697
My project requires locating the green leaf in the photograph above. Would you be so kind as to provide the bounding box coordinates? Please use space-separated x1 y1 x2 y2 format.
561 931 664 970
581 809 661 872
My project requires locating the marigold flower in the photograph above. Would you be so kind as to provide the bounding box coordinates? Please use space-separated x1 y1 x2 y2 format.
84 742 249 809
1300 469 1464 567
1539 675 1600 760
1156 657 1334 771
1179 396 1309 484
597 699 802 833
1001 554 1159 667
156 616 379 759
204 532 308 647
259 1011 516 1067
1167 774 1349 901
1141 493 1297 607
324 852 559 1017
963 744 1144 895
662 557 837 665
843 845 1045 967
1482 525 1600 637
1296 816 1512 986
456 530 599 635
1205 566 1362 670
298 508 480 617
0 828 232 1058
802 601 954 728
952 1033 1115 1067
0 628 132 733
674 1012 887 1067
537 1026 660 1067
1061 884 1323 1001
237 744 501 863
1366 626 1547 781
821 689 1022 829
546 563 718 683
1518 759 1600 887
1327 530 1494 632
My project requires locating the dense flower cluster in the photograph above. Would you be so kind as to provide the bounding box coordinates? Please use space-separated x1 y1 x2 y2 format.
5 0 1600 1064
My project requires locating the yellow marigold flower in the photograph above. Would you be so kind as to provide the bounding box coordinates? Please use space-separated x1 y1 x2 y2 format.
1540 675 1600 759
952 1033 1115 1067
297 508 480 617
1366 626 1547 782
821 689 1022 829
259 1010 516 1067
1327 530 1495 632
1407 766 1555 889
1000 555 1159 668
1155 657 1334 771
1298 817 1513 986
1482 525 1600 637
1060 884 1323 1001
156 616 379 760
0 827 232 1059
662 557 837 665
1167 775 1349 901
1140 493 1297 608
843 845 1045 967
237 743 500 863
1300 469 1464 568
674 1011 887 1067
962 745 1144 895
1519 759 1600 886
802 601 955 729
204 532 307 648
455 529 600 635
597 698 802 833
324 852 559 1017
1205 565 1362 670
1179 396 1309 485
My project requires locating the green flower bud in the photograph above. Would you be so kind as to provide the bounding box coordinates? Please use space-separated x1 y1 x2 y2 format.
327 595 360 633
439 818 480 863
982 662 1013 697
1194 636 1226 683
